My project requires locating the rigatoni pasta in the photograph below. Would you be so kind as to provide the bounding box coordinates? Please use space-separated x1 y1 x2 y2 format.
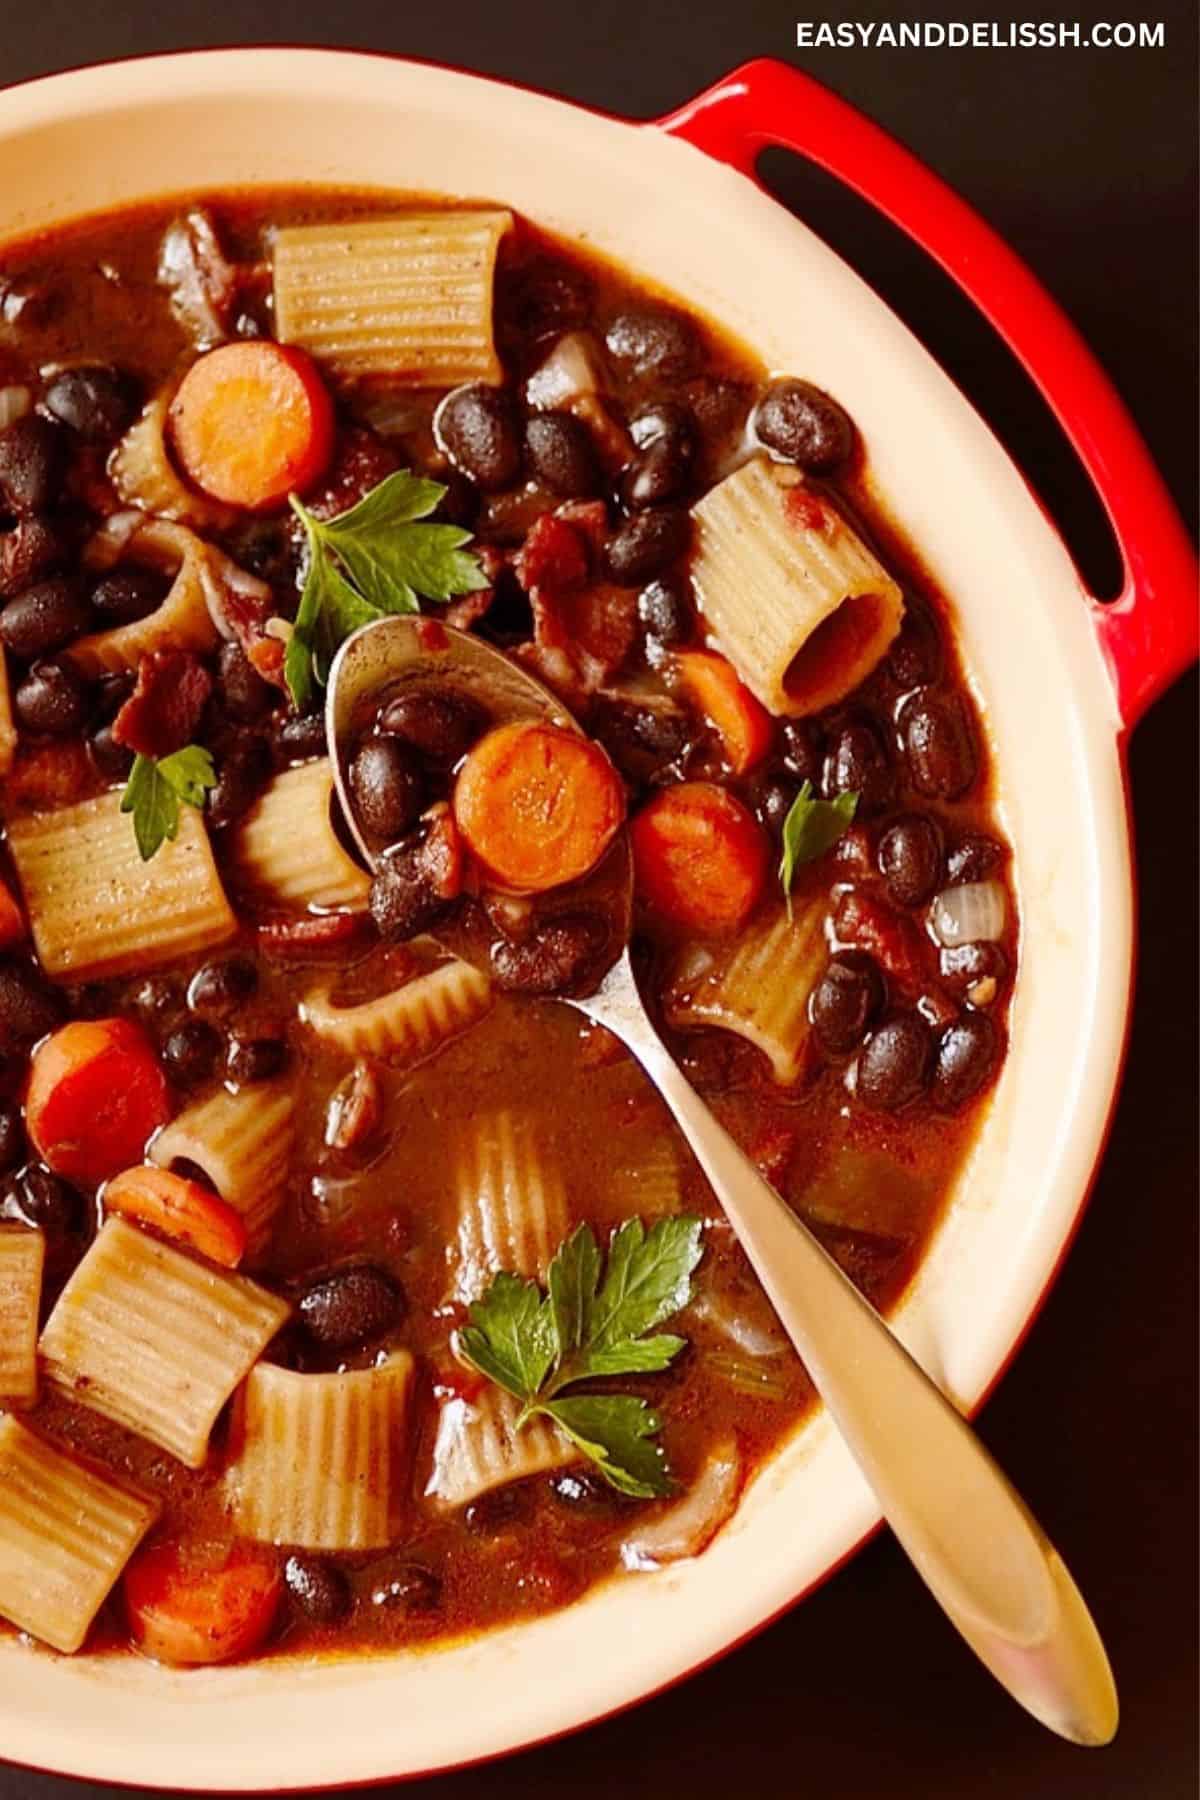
690 457 904 716
425 1387 574 1510
451 1109 569 1304
273 210 512 387
300 957 491 1062
149 1082 295 1257
69 515 226 678
0 1227 44 1402
227 1354 414 1550
0 650 15 777
0 1413 160 1654
6 789 236 980
232 759 371 912
39 1218 290 1468
665 902 829 1084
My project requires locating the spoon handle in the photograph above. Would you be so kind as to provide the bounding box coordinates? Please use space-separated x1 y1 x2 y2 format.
579 960 1118 1746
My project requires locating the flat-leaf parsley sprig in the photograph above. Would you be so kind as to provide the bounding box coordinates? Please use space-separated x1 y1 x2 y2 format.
458 1216 704 1498
285 469 485 709
120 745 217 862
778 780 858 912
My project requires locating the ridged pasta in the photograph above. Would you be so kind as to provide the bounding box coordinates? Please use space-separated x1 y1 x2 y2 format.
424 1387 574 1510
0 1413 160 1654
0 1228 44 1402
6 788 236 981
273 211 512 387
300 958 492 1063
610 1134 682 1219
39 1218 290 1469
451 1109 569 1304
690 458 904 716
232 759 370 912
665 903 829 1083
0 650 16 777
227 1355 414 1550
110 392 236 531
69 515 226 677
150 1082 295 1257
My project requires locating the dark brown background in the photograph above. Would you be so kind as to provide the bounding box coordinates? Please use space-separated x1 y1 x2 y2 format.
2 2 1196 1795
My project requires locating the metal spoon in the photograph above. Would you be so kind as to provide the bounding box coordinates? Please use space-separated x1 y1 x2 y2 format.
327 616 1118 1748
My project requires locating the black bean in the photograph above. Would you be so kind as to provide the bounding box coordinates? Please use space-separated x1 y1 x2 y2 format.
900 692 977 800
589 694 690 780
162 1019 222 1087
91 671 134 724
464 1484 531 1535
435 384 521 492
378 688 483 762
298 1265 402 1349
188 958 257 1018
225 1037 287 1086
8 1165 79 1240
369 1563 442 1613
622 434 692 511
887 598 943 689
490 911 609 996
502 259 591 338
630 401 693 454
130 975 181 1029
549 1469 621 1512
0 577 89 659
605 307 699 381
604 507 690 586
770 722 820 791
523 412 599 498
932 1013 1001 1111
0 1102 24 1174
349 738 425 843
0 415 64 517
823 717 894 815
856 1014 932 1111
369 840 449 941
0 959 64 1043
939 941 1008 995
273 712 327 766
215 642 273 724
434 469 479 529
13 658 86 735
0 517 68 598
878 814 944 909
749 774 798 840
42 365 138 442
206 737 271 829
946 833 1005 885
89 568 168 627
636 575 692 649
811 952 884 1054
88 721 135 781
284 1554 351 1625
754 378 854 474
682 375 753 444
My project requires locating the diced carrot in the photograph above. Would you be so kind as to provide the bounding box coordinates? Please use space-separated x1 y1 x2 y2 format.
0 879 24 949
453 720 625 893
630 781 769 935
168 341 334 511
25 1018 171 1185
124 1538 281 1667
674 650 774 775
103 1165 247 1268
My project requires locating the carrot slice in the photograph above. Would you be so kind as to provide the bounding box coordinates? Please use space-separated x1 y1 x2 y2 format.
630 781 769 935
26 1018 171 1185
0 879 24 949
674 650 774 775
168 341 334 511
453 720 625 893
103 1165 247 1268
125 1539 281 1667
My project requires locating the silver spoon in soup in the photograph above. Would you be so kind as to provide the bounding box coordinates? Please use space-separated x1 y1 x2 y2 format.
327 614 1117 1749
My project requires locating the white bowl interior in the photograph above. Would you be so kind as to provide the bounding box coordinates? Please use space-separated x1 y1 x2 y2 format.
0 51 1132 1790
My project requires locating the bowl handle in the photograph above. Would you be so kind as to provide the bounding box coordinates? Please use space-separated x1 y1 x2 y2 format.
656 58 1197 732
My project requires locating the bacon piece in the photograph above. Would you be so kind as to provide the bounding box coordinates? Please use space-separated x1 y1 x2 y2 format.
300 427 400 523
416 617 449 654
421 806 465 901
112 650 212 759
514 511 591 597
445 587 495 631
256 910 375 961
834 886 954 1027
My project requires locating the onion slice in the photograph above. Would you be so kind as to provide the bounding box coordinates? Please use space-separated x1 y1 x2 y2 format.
930 879 1006 947
524 331 604 410
620 1439 743 1571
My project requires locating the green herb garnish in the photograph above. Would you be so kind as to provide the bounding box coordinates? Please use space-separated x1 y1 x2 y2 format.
778 780 858 910
458 1216 704 1498
120 745 218 862
285 470 484 709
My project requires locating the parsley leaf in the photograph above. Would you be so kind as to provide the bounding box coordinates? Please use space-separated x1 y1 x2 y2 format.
285 471 484 709
457 1216 704 1499
120 745 217 862
778 780 858 910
